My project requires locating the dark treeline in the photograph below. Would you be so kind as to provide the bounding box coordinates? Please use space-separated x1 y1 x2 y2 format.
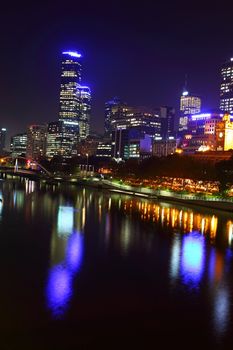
113 154 233 192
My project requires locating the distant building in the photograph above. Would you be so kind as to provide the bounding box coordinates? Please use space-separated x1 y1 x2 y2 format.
96 140 112 158
187 112 223 136
216 114 233 151
181 134 216 154
111 106 161 136
179 90 201 133
77 135 100 157
153 137 177 157
10 133 27 157
26 125 46 159
77 85 91 140
46 121 63 159
104 97 127 136
159 106 176 138
112 127 153 160
0 128 6 154
220 58 233 114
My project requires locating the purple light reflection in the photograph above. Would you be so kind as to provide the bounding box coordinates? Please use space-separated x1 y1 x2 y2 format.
46 264 72 318
181 231 205 289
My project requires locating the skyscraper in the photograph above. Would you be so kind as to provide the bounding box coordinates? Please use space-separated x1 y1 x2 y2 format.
77 85 91 140
26 125 46 159
220 58 233 114
58 51 91 157
179 90 201 133
104 97 127 136
10 133 27 157
0 128 6 154
159 106 175 138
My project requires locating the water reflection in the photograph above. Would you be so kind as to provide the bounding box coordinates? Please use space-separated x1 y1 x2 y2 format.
180 232 205 289
46 202 84 318
1 180 233 341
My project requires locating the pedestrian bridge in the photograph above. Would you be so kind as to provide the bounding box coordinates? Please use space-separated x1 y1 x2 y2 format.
0 156 52 179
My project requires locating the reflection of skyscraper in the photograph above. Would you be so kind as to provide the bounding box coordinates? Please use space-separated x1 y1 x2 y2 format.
58 51 91 157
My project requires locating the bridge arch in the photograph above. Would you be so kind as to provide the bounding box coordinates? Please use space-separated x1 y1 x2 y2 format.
0 156 52 177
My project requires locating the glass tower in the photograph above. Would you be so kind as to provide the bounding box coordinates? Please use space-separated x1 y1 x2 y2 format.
220 58 233 114
58 51 91 157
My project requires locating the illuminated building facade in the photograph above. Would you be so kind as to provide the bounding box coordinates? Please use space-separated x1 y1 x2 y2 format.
58 51 91 157
111 107 161 136
112 127 153 159
216 114 233 151
159 106 176 138
179 91 201 133
104 97 127 136
220 58 233 114
10 133 27 157
187 112 223 136
0 128 6 154
26 124 46 159
153 137 177 157
77 85 91 140
46 121 63 159
96 140 112 158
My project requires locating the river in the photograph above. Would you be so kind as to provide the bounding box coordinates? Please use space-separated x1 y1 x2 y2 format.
0 179 233 349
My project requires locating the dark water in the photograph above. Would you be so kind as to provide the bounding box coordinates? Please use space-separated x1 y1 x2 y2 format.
1 179 233 349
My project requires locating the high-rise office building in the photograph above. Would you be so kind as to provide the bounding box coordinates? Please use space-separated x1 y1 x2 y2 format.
58 51 91 157
179 90 201 133
26 125 46 159
10 133 27 157
220 58 233 114
104 97 127 136
159 106 176 138
0 128 6 154
77 85 91 140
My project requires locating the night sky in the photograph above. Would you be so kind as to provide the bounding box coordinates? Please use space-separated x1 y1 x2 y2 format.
0 1 233 146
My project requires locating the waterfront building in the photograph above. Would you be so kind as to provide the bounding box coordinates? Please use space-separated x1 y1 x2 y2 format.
0 128 6 154
10 133 27 157
220 58 233 114
26 124 46 159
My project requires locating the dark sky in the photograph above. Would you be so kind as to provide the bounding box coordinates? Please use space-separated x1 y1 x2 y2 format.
0 1 233 145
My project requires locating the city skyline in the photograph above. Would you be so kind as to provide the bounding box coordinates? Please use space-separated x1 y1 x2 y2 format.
0 2 233 144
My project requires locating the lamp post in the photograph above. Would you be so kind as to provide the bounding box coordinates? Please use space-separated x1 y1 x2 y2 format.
86 153 89 176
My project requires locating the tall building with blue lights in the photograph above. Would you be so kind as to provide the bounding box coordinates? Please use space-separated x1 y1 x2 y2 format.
220 58 233 114
58 51 91 157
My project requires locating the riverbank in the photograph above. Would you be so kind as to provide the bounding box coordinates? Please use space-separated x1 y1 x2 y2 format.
82 179 233 213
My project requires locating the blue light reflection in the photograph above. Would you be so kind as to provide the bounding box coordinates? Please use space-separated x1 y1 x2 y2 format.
46 231 84 318
181 231 205 289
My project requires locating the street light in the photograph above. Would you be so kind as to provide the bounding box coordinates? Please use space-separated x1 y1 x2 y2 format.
86 153 89 176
